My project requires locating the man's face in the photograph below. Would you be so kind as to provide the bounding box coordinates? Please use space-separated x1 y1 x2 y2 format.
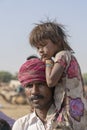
25 81 53 109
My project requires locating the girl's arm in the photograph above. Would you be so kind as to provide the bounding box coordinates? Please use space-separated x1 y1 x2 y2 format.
46 55 67 87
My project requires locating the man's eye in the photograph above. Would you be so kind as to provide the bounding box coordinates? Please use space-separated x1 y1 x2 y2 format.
26 84 32 88
38 83 45 87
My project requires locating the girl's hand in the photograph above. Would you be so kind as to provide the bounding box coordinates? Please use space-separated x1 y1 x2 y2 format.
40 57 46 62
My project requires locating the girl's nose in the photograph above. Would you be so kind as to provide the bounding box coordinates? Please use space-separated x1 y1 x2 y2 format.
38 48 44 56
38 47 43 53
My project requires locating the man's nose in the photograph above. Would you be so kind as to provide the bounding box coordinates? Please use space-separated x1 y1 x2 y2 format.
31 84 39 94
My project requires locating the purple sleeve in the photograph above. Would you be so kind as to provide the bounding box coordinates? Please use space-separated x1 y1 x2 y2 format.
0 111 15 127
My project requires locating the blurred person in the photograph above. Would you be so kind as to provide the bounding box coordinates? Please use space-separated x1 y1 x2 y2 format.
0 118 11 130
0 111 15 128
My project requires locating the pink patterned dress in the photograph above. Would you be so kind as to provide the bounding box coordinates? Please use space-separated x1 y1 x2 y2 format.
52 50 87 130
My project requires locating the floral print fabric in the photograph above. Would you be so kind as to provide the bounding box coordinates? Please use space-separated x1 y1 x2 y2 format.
53 50 87 130
69 97 84 121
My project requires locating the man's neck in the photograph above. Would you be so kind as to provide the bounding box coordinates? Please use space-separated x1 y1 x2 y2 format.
35 103 52 123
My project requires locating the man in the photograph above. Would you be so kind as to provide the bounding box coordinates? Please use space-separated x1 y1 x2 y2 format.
12 58 56 130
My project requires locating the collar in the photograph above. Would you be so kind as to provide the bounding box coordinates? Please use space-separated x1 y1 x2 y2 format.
29 104 56 125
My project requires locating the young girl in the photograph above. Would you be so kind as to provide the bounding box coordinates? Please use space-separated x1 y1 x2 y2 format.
29 20 87 130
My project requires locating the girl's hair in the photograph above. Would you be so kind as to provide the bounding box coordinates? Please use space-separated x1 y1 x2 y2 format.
0 118 11 130
29 20 74 52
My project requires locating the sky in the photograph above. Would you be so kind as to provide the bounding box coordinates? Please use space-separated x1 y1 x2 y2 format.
0 0 87 74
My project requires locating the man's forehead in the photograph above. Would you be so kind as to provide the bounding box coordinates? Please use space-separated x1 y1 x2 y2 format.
27 80 47 85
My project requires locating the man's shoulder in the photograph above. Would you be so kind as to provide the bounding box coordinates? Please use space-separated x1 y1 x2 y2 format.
16 112 35 123
12 112 35 130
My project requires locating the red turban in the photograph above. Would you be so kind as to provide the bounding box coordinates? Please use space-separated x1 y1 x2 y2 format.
18 58 46 87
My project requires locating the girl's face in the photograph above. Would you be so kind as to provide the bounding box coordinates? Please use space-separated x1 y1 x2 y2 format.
37 39 58 60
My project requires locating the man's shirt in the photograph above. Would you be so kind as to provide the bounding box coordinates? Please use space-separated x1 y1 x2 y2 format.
12 104 56 130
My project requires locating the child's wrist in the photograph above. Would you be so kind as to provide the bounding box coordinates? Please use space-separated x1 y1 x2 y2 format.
46 59 54 67
46 63 53 67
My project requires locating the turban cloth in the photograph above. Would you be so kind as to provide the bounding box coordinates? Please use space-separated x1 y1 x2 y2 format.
18 58 46 87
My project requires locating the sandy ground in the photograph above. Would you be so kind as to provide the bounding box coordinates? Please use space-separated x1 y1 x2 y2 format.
0 95 31 120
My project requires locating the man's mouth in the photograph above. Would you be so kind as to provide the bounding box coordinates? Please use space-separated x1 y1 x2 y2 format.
30 94 44 101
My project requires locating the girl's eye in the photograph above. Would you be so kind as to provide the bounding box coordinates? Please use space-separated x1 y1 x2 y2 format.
37 47 39 50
